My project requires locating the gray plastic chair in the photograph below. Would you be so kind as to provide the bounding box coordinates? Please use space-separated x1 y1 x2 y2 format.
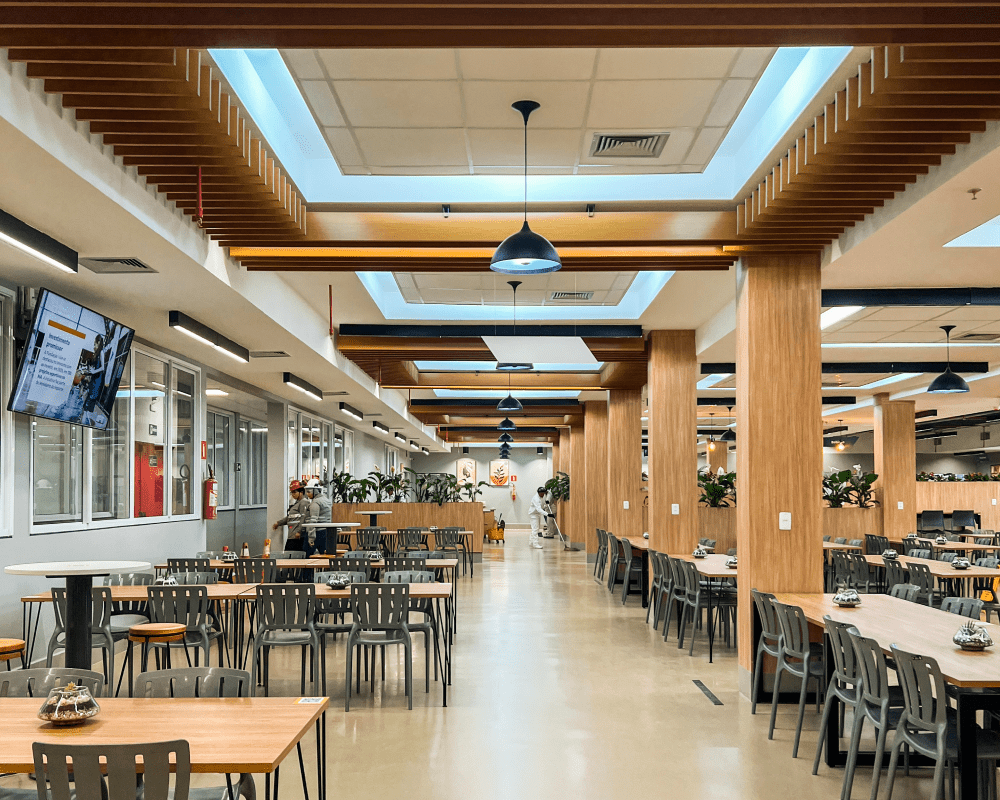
605 533 621 593
147 585 224 667
395 528 428 555
0 668 104 698
883 556 907 592
812 618 862 782
345 583 412 711
169 571 219 585
325 558 373 580
848 552 876 593
920 509 945 533
750 589 781 716
661 556 687 643
888 584 921 603
232 558 277 584
314 570 369 683
908 548 931 560
650 553 671 630
356 528 384 550
595 529 608 581
834 537 847 545
645 550 663 625
952 510 976 530
384 571 437 693
768 601 825 758
250 583 320 696
843 629 905 800
345 550 377 559
166 557 211 574
47 587 117 683
906 562 936 606
619 538 644 605
33 739 190 800
593 529 606 578
885 645 1000 800
939 596 984 619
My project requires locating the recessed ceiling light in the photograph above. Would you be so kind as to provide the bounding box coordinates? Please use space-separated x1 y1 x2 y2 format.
820 306 865 329
205 389 229 397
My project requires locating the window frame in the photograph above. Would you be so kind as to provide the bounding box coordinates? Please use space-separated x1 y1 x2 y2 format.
0 287 15 539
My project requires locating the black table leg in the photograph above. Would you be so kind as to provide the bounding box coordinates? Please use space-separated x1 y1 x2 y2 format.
640 550 649 609
707 583 715 663
63 575 94 670
956 690 983 800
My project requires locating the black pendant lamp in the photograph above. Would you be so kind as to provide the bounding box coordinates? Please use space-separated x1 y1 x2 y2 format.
499 432 514 444
498 417 516 431
490 101 561 275
720 405 736 442
927 325 970 394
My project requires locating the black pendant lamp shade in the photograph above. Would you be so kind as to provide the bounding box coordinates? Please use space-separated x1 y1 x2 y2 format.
927 325 970 394
720 405 736 442
490 101 561 275
497 393 523 412
498 417 516 431
498 432 514 443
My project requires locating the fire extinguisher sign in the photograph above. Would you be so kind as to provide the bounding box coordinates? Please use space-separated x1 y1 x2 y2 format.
201 441 207 460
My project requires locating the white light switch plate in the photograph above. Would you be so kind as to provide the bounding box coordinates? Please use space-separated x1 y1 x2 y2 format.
778 512 792 530
897 501 904 510
623 500 629 510
671 504 680 515
994 498 998 506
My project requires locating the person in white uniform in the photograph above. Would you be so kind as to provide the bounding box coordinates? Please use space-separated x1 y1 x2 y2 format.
528 487 547 549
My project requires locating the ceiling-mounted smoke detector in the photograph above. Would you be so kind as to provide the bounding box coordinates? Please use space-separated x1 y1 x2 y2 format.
589 132 670 159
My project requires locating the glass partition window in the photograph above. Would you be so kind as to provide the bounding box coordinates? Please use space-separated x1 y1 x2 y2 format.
32 419 83 523
249 421 267 505
133 353 166 519
206 409 231 508
334 426 345 472
92 355 130 520
171 367 195 515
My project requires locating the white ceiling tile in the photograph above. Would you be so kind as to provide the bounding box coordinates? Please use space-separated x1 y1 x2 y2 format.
906 319 987 332
299 81 345 126
865 308 944 321
595 48 738 80
729 48 777 79
472 166 522 175
281 50 326 80
587 80 720 129
878 332 952 343
354 128 469 167
463 81 591 128
842 320 911 332
458 49 598 81
683 127 726 165
316 49 458 80
336 81 464 127
938 307 1000 321
822 332 888 343
705 79 755 127
323 127 363 166
369 166 471 175
468 128 581 168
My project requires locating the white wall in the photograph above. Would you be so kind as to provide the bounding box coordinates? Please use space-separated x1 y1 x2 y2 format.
418 447 552 525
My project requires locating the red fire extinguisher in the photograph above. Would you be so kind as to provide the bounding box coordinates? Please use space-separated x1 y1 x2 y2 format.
204 467 219 521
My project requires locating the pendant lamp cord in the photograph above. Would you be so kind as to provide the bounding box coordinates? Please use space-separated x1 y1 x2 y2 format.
523 116 528 222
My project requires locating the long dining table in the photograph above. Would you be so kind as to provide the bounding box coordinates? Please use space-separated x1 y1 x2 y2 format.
863 554 1000 596
772 593 1000 800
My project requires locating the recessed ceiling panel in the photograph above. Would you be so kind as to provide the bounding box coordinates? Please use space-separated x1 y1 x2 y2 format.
483 336 598 364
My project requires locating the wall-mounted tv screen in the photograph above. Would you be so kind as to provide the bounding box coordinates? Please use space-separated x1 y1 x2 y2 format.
7 289 135 430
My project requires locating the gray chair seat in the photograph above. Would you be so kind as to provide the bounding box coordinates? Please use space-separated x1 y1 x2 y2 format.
258 629 314 646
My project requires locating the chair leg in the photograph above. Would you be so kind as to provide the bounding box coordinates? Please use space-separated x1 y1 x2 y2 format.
405 640 413 710
868 716 891 800
768 660 785 741
345 642 353 712
751 643 765 715
842 703 867 800
792 671 810 758
812 682 836 775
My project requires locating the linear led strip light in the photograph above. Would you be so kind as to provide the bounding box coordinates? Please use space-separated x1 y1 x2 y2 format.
372 420 390 436
168 310 250 363
339 402 363 421
393 431 407 444
283 372 323 402
0 208 78 274
409 440 420 451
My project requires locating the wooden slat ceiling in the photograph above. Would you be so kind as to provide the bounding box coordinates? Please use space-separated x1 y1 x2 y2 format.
6 48 306 240
3 3 1000 48
739 45 1000 244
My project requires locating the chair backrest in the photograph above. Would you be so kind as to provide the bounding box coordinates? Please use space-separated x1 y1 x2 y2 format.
166 558 210 573
772 601 811 659
920 510 944 530
823 615 861 687
882 556 907 589
751 589 780 640
726 548 738 556
395 528 423 548
848 539 863 548
940 596 984 619
147 585 210 629
134 667 251 698
350 583 409 629
52 587 113 633
875 535 890 553
0 668 105 698
648 550 662 583
314 570 368 585
848 628 894 719
906 561 934 589
33 740 190 800
255 583 315 629
620 538 635 568
864 534 878 552
952 510 976 530
937 552 957 563
831 550 852 586
596 529 606 551
169 571 219 585
680 560 701 599
384 557 434 573
383 570 435 584
888 583 921 602
232 557 278 584
834 537 847 545
701 539 717 549
606 532 620 559
823 535 831 542
195 551 217 559
848 552 871 584
325 558 372 579
890 644 949 734
357 528 384 548
275 550 307 560
436 530 462 548
976 538 994 547
975 557 999 569
907 549 931 560
104 573 154 586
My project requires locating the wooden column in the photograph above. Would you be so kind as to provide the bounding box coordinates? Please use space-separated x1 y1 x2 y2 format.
708 442 729 476
556 428 570 533
873 394 917 541
736 254 823 677
571 421 587 547
584 400 609 555
648 330 698 555
607 388 643 540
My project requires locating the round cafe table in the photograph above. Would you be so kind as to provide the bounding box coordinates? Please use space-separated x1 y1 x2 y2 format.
5 560 150 669
355 509 393 528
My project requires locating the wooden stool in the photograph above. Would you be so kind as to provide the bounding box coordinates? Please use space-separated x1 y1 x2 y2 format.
119 623 186 697
0 638 26 670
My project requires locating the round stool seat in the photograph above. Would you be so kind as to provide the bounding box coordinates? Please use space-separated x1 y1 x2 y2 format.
128 623 186 644
0 638 26 660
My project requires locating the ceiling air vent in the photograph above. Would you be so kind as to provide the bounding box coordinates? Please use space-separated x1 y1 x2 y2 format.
80 256 156 274
550 291 595 302
957 332 1000 342
589 132 669 159
249 350 290 358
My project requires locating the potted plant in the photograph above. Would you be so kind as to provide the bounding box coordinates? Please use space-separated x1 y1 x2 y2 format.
460 480 489 502
849 466 879 508
698 468 736 507
544 471 570 504
823 469 854 507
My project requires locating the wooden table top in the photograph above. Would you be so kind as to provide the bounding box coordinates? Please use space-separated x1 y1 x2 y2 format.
863 554 1000 579
824 542 862 551
915 539 998 552
21 583 264 603
0 697 327 773
772 593 1000 689
620 537 650 551
674 553 738 578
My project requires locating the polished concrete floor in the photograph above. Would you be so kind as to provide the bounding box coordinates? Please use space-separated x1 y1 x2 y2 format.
252 530 937 800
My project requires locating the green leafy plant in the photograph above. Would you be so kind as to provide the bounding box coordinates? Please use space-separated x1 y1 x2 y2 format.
698 468 736 507
850 469 879 508
326 470 356 503
966 472 991 482
460 480 489 502
544 471 570 504
823 469 854 508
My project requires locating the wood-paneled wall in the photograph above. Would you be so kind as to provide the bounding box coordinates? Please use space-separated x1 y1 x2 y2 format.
647 330 698 554
823 507 883 546
556 429 570 533
916 482 1000 532
584 401 609 554
607 388 644 540
874 396 916 542
571 423 587 548
328 502 484 552
735 254 824 671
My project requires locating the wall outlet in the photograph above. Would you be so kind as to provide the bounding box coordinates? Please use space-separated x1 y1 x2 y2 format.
897 501 904 510
778 512 792 530
623 500 629 510
671 503 680 515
